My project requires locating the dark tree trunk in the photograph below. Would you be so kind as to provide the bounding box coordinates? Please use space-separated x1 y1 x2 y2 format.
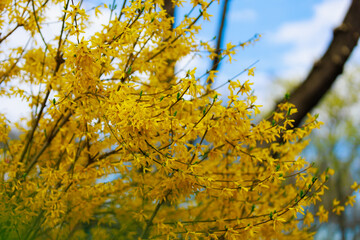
273 0 360 128
163 0 175 26
160 0 176 84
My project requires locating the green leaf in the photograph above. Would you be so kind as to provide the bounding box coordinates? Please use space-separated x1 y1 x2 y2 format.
272 119 276 126
285 93 290 100
300 190 304 198
251 204 255 213
160 96 164 101
276 164 280 171
287 107 292 116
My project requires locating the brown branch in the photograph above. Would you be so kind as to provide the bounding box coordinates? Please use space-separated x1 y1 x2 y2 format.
146 0 215 63
19 89 51 164
141 201 163 239
0 24 22 45
24 111 72 177
273 0 360 128
19 0 69 166
163 0 175 25
208 0 229 85
0 37 31 85
31 0 48 48
158 0 176 84
141 191 171 239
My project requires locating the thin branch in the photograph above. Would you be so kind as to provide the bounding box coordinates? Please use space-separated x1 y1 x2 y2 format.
0 24 22 44
31 0 48 48
145 0 215 62
141 191 171 239
208 0 229 85
24 111 72 177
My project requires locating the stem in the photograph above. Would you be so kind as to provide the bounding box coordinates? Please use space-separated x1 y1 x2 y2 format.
208 0 229 85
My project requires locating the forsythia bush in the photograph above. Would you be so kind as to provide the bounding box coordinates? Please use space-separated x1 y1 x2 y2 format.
0 0 355 239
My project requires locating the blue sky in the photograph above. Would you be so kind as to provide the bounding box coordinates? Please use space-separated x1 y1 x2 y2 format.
175 0 358 111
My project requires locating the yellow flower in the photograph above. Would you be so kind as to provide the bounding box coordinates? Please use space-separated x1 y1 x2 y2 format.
207 70 218 83
333 205 345 215
248 67 255 76
272 213 286 231
333 198 340 207
351 181 360 192
316 206 329 223
327 168 335 176
345 195 356 207
303 211 314 227
332 199 345 215
273 112 284 122
0 0 339 239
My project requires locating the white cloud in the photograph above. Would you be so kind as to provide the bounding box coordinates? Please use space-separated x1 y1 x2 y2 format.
251 71 278 112
270 0 351 78
176 53 204 78
229 9 257 23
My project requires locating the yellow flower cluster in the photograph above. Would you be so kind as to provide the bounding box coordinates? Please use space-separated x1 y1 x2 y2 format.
0 0 351 239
